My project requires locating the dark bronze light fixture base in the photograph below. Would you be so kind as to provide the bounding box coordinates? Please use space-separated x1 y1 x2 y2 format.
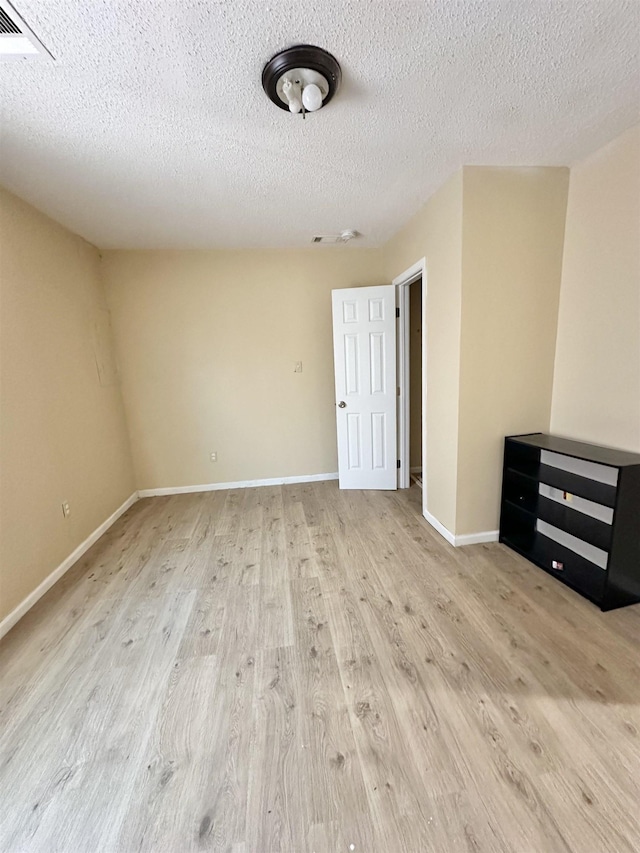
262 44 342 112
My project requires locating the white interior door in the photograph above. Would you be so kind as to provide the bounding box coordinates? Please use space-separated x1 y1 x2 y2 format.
332 285 397 489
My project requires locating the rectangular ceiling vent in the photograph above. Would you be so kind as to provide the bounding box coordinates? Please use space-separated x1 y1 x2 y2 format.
0 1 53 59
312 235 343 244
312 230 358 245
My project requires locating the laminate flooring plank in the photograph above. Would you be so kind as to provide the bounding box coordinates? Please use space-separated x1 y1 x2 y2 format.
214 488 246 538
188 583 260 851
124 536 191 600
177 582 229 660
115 654 220 853
143 494 197 541
296 482 324 529
303 515 345 592
320 579 377 664
258 582 294 649
281 488 319 579
163 492 205 540
233 504 263 586
258 486 288 587
289 576 375 853
245 646 308 853
169 497 229 590
191 488 229 529
204 533 243 587
334 630 441 852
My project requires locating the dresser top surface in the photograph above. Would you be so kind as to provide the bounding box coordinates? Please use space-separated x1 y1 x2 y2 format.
508 433 640 468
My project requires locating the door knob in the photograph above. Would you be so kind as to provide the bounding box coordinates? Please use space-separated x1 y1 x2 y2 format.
338 401 347 408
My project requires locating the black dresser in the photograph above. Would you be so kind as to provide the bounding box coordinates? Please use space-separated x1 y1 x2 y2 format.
499 433 640 611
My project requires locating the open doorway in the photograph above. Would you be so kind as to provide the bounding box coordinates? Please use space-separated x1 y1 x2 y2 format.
395 259 426 510
408 279 423 488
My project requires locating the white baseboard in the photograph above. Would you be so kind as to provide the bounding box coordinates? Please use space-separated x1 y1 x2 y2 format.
423 510 456 546
0 492 139 641
138 472 339 498
422 510 499 547
454 530 499 546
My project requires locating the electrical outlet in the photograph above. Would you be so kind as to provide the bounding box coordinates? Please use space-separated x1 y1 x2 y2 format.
210 452 217 462
294 361 303 373
61 501 71 518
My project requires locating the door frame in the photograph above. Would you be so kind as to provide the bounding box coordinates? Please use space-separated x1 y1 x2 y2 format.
393 258 427 512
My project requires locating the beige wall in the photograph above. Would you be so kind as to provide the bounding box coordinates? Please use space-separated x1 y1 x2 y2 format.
102 249 384 490
0 189 135 622
383 167 569 536
455 167 570 535
384 172 463 532
551 126 640 452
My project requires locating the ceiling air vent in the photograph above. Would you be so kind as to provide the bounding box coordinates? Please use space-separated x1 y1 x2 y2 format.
0 1 53 59
0 5 20 33
312 235 342 244
312 230 359 245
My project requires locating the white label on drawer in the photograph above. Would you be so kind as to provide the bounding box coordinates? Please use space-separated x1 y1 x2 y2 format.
537 519 608 570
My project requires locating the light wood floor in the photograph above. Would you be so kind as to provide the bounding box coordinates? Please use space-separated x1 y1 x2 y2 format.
1 482 639 853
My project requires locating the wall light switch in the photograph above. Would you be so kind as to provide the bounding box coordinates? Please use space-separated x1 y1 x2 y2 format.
294 361 303 373
62 501 71 518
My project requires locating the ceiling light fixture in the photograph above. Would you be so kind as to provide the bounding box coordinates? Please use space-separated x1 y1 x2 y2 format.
262 44 341 117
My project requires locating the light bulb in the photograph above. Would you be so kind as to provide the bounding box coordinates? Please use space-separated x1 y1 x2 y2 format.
282 77 302 113
302 83 323 112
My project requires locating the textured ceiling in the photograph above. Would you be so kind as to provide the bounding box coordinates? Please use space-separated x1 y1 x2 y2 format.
1 0 639 249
